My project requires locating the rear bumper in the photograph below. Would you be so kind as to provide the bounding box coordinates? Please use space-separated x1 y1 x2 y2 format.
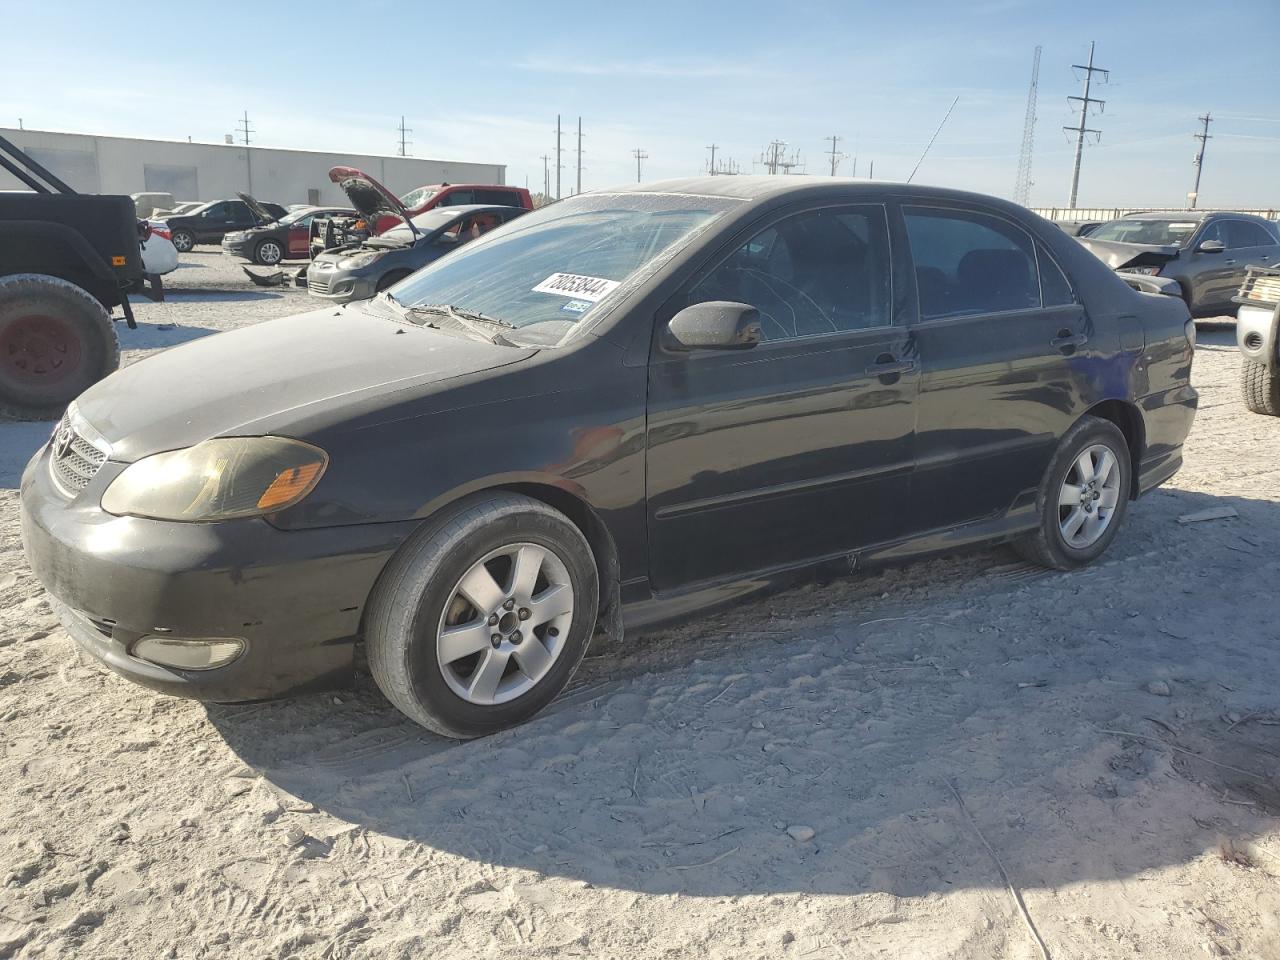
20 442 419 702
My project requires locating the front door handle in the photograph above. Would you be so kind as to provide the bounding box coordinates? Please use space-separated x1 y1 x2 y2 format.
1051 330 1088 352
866 353 916 376
1224 258 1236 265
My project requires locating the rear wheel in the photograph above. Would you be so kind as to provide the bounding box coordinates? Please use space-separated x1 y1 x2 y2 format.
171 230 195 253
0 274 119 420
1242 358 1280 416
1015 415 1131 570
365 493 599 738
254 239 284 266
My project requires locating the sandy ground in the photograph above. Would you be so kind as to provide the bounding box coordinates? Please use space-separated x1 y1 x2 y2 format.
2 252 1279 959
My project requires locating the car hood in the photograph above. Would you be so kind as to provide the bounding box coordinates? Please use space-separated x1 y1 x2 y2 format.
236 191 279 226
328 166 413 228
74 304 532 461
1078 237 1181 270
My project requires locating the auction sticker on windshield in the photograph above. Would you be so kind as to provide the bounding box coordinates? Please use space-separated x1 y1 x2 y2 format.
533 273 621 302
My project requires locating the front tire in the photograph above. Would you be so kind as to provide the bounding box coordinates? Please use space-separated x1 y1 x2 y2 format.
1015 415 1132 570
365 493 599 738
254 239 284 266
1242 359 1280 416
0 274 120 420
171 230 195 253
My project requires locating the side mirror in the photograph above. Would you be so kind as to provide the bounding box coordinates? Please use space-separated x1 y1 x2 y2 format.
1197 239 1225 254
667 301 762 351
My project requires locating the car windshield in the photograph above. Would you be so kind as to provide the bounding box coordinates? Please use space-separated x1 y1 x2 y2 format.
390 193 742 344
399 186 439 209
1088 219 1201 246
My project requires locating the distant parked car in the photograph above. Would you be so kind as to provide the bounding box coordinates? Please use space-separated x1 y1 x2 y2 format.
158 196 288 253
310 167 533 256
221 197 354 266
152 201 202 218
1056 220 1105 238
1079 211 1280 316
308 204 526 302
139 222 178 276
131 192 176 219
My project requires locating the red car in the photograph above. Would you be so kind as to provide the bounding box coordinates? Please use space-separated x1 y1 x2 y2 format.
310 168 533 255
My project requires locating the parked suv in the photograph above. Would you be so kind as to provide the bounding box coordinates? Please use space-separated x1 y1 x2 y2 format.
1079 211 1280 316
159 196 288 253
21 178 1197 738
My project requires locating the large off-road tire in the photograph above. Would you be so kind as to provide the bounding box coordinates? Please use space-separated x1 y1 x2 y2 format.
1242 358 1280 416
1014 415 1132 570
0 274 120 420
254 238 284 266
170 229 195 253
365 493 599 739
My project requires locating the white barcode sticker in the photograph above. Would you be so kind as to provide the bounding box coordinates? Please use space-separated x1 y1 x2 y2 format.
532 272 621 302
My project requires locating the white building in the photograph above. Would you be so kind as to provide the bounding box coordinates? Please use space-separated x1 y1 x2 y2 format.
0 128 507 206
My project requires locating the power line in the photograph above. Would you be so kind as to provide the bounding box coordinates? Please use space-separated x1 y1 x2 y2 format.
236 110 254 146
1189 112 1212 209
907 96 960 183
1064 41 1108 209
396 116 413 157
1013 45 1041 206
825 134 843 176
632 147 648 182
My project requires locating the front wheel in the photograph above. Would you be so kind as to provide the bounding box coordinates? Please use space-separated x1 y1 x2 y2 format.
1014 415 1132 570
171 230 195 253
1242 359 1280 416
365 493 599 738
254 239 284 266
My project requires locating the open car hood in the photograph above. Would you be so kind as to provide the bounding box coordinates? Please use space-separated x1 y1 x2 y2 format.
1078 237 1181 270
328 166 413 228
235 191 278 226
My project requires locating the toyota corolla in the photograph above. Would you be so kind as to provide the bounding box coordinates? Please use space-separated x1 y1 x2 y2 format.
21 178 1197 738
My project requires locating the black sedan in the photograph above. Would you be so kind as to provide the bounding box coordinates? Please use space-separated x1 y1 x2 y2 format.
21 178 1198 738
160 196 288 253
307 205 526 303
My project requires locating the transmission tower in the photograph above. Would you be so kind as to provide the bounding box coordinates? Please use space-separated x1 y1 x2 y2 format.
1189 112 1212 209
396 116 413 156
1064 41 1108 209
1013 46 1041 206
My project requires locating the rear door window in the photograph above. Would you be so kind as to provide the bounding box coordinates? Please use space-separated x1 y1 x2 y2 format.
904 207 1040 319
477 189 520 206
1037 244 1076 306
440 190 475 206
1224 220 1276 248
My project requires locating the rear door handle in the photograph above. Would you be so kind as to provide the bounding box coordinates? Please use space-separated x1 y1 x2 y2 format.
866 353 916 376
1224 258 1236 265
1051 331 1088 350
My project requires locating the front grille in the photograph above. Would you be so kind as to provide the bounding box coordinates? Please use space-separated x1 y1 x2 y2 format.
1240 273 1280 305
308 273 332 294
49 412 109 496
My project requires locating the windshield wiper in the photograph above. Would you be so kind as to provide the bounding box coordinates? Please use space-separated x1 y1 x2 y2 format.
408 304 517 345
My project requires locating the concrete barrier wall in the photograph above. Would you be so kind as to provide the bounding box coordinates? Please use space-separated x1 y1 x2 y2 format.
0 128 507 207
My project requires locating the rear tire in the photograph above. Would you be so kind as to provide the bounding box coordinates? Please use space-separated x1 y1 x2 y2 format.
1014 415 1132 570
0 274 120 420
1242 359 1280 416
171 230 195 253
365 493 599 738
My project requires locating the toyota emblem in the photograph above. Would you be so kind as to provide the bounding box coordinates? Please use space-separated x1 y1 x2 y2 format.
53 426 73 459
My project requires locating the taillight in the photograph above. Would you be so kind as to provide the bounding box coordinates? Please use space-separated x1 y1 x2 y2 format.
152 227 172 241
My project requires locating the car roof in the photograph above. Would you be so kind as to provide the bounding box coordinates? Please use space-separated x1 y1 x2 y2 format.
596 175 1023 209
1123 211 1210 221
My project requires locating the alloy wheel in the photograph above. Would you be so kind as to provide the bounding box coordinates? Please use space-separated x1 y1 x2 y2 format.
258 241 282 265
1058 443 1122 549
435 542 575 706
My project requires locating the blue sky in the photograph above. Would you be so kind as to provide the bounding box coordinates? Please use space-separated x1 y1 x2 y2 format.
6 0 1279 208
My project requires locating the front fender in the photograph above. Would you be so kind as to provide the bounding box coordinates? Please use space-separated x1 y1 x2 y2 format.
1237 302 1280 374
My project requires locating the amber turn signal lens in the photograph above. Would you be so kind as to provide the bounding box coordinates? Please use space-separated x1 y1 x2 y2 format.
257 461 324 511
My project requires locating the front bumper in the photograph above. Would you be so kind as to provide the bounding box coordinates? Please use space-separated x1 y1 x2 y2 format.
306 265 377 304
19 441 419 702
221 236 256 259
1237 303 1279 373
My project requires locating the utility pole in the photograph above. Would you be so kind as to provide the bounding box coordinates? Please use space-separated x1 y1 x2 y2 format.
868 160 874 180
1064 41 1108 209
575 116 583 195
1189 112 1213 209
1013 45 1041 206
826 135 842 176
539 154 551 201
632 148 648 182
236 110 254 146
396 116 413 157
555 114 562 200
706 143 718 174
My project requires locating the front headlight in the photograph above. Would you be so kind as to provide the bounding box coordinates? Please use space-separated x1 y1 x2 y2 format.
1120 265 1162 276
337 251 380 270
102 437 327 521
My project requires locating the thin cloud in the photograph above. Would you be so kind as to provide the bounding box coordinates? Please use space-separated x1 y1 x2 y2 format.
516 56 755 79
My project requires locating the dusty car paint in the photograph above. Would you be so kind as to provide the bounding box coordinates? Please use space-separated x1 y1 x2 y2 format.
21 178 1197 703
